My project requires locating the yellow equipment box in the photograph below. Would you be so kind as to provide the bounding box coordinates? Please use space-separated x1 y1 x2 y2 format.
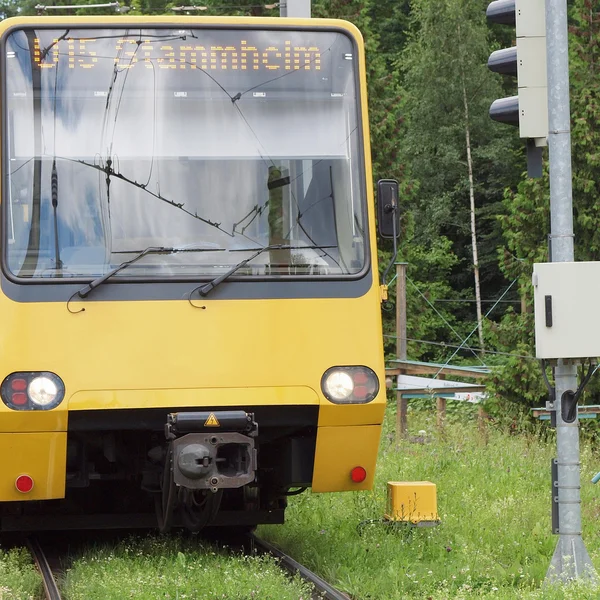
385 481 439 524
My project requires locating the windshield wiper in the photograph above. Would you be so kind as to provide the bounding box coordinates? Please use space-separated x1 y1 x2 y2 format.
196 244 336 297
77 245 225 299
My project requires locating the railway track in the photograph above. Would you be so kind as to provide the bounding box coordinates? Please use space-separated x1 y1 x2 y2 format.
252 534 351 600
26 537 62 600
13 530 346 600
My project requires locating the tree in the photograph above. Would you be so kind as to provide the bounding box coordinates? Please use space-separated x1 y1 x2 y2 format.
399 0 520 358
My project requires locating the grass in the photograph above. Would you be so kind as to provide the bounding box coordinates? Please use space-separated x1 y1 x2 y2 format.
62 535 314 600
260 403 600 599
0 547 40 600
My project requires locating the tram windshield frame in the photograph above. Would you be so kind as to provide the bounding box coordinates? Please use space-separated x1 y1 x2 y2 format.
2 25 370 283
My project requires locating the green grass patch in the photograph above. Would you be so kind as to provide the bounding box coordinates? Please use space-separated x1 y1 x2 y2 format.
0 546 41 600
260 405 600 599
62 535 314 600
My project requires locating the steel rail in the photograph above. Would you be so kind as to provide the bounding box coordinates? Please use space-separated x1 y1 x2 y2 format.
251 534 350 600
26 537 62 600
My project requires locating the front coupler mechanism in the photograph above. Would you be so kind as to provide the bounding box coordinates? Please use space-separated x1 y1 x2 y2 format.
166 411 258 492
157 411 258 532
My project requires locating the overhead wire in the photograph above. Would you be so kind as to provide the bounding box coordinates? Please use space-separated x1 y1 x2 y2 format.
432 278 519 378
407 275 485 365
383 335 536 361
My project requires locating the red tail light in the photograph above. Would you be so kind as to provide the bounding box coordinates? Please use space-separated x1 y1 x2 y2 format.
11 392 27 406
11 379 27 391
351 466 367 483
15 475 34 493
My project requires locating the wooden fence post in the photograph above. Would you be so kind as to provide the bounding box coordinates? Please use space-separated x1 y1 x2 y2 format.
436 397 447 430
396 392 408 446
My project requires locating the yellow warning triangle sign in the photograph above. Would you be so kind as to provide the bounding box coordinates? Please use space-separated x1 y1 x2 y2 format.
204 413 220 427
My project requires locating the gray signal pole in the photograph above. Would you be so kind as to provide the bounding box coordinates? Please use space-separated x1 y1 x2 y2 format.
544 0 597 582
279 0 310 17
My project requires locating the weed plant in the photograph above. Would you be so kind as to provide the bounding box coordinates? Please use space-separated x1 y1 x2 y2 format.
62 535 313 599
0 547 40 600
261 404 600 599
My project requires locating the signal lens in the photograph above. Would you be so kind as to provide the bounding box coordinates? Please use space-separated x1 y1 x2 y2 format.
351 466 367 483
15 475 34 493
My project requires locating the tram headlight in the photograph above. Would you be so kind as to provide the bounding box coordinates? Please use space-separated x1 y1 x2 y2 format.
321 366 379 404
28 376 60 407
323 370 354 401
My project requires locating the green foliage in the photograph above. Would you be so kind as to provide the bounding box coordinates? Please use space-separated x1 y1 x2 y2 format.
0 546 41 600
262 411 600 599
395 0 523 371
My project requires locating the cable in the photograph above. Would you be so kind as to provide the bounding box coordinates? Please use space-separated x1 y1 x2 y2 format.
432 298 521 304
172 3 281 10
384 334 535 360
433 278 519 378
407 276 485 365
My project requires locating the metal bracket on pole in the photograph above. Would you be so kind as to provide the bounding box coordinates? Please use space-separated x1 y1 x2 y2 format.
280 0 310 17
551 458 559 534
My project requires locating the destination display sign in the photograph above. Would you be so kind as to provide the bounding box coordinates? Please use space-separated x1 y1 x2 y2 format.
29 31 324 72
6 28 354 96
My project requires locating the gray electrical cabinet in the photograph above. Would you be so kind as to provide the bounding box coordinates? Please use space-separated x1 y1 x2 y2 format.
533 262 600 359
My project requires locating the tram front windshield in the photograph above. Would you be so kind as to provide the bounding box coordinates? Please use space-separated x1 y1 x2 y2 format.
4 27 367 280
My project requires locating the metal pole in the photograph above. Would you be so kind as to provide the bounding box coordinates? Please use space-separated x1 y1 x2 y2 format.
280 0 310 17
395 263 408 444
395 263 407 362
544 0 597 583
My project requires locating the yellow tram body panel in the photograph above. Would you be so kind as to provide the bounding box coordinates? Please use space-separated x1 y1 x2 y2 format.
312 425 381 492
0 15 386 508
0 292 386 501
0 433 66 501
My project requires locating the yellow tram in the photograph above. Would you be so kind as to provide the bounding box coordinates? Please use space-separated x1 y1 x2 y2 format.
0 15 389 531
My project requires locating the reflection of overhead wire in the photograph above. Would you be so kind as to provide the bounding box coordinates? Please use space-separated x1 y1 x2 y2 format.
19 30 44 277
54 155 235 237
143 60 157 188
51 39 63 271
232 39 336 102
106 31 140 157
9 157 35 176
66 32 198 42
39 29 70 61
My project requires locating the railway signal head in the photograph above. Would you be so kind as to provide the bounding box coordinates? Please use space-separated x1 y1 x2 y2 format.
487 0 548 177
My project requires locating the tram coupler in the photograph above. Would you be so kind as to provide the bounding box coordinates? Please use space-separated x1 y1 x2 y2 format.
165 411 258 491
